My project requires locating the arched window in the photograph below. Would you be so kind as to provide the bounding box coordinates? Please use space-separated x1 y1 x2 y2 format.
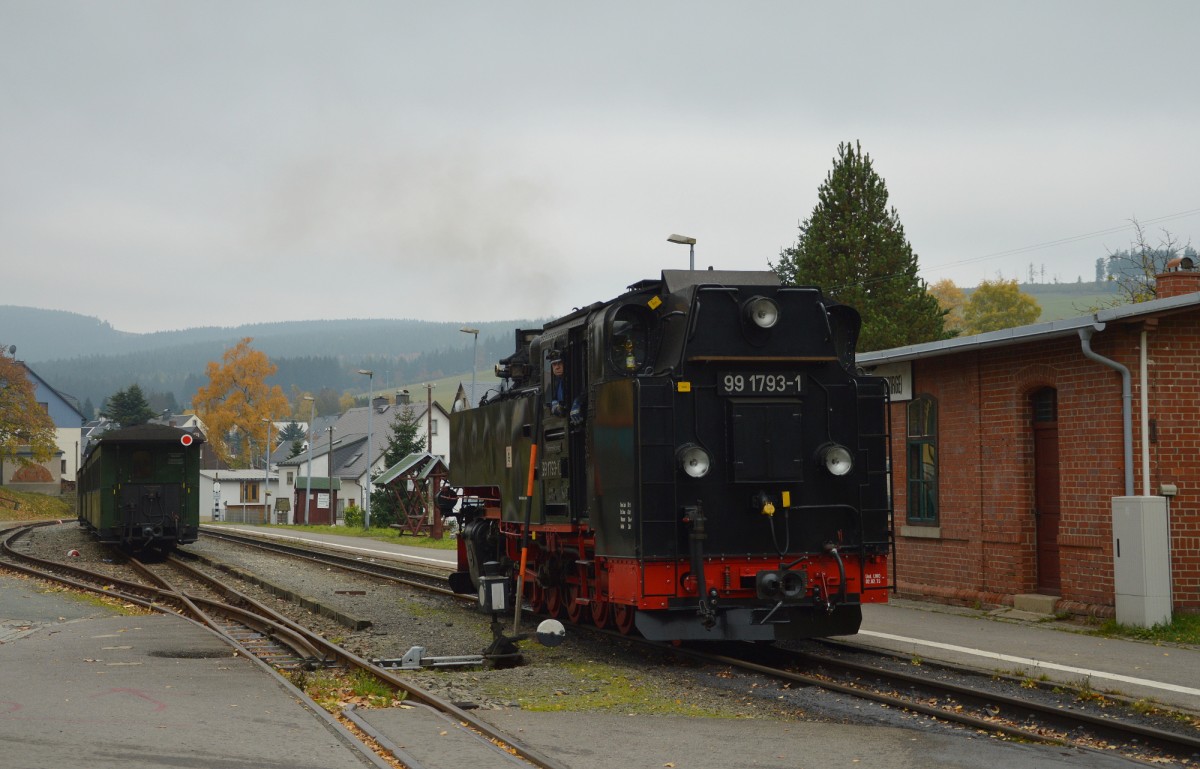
608 303 652 375
1032 387 1057 423
906 395 938 524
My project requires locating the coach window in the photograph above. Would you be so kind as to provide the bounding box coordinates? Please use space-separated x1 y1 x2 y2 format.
906 395 938 525
131 450 153 481
608 304 651 375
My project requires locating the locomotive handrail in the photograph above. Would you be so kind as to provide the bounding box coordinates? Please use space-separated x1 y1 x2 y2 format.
512 382 545 634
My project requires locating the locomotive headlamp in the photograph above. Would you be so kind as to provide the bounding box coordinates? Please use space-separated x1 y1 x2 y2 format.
677 444 712 478
818 443 854 476
744 296 780 329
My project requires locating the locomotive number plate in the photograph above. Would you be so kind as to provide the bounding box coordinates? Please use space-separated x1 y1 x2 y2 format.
718 372 803 396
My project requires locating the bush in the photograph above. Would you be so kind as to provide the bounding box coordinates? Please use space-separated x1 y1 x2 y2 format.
343 502 363 528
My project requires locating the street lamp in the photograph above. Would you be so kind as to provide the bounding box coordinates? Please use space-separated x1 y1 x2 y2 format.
667 233 697 271
358 369 374 530
261 418 272 523
303 395 315 526
460 327 480 407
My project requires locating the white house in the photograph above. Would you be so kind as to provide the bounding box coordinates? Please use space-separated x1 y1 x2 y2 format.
4 362 84 493
199 468 280 524
274 392 450 525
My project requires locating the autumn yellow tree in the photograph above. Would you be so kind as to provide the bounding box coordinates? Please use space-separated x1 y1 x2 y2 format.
193 338 290 468
0 347 57 468
963 279 1042 335
928 278 966 334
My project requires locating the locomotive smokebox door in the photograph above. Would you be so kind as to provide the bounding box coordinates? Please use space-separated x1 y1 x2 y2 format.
478 561 509 613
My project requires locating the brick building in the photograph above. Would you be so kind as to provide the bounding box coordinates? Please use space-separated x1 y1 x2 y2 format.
858 265 1200 618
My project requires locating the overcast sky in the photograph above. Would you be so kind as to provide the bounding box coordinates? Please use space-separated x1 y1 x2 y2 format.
3 2 1197 333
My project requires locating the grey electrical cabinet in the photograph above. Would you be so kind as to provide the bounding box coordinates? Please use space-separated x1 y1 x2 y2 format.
1111 496 1172 628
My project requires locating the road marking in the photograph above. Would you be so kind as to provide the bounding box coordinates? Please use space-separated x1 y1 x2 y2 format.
859 629 1200 697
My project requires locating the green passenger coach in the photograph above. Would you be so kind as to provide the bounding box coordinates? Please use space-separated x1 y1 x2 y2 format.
78 423 204 550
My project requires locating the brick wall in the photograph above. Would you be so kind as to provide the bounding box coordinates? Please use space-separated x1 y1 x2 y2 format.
890 312 1200 615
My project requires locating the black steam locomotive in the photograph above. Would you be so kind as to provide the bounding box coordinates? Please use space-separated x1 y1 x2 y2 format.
448 269 892 641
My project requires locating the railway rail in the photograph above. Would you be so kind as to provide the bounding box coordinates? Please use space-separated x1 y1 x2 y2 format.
694 642 1200 765
198 525 1200 766
197 526 457 595
0 521 571 769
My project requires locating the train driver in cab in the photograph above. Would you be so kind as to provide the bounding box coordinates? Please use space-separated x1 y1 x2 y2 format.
549 358 567 416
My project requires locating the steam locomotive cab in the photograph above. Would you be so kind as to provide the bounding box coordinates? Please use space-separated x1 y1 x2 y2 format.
450 269 892 641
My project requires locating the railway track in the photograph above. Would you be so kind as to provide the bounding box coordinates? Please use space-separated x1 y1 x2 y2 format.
687 641 1200 765
0 522 572 769
198 526 1200 766
196 526 457 595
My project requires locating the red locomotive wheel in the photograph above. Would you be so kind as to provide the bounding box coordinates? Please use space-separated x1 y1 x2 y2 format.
613 604 636 635
565 584 586 624
525 580 545 613
544 584 564 618
589 597 611 629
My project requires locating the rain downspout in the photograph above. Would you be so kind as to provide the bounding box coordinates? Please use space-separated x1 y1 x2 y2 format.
1140 328 1150 497
1078 324 1134 496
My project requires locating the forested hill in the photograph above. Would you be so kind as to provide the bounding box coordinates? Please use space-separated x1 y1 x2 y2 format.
3 305 532 414
2 281 1121 414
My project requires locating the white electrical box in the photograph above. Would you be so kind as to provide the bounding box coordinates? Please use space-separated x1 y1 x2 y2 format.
1111 496 1172 628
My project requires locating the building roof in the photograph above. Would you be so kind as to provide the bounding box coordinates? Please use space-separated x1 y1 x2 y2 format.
201 468 273 481
293 476 341 491
858 290 1200 367
277 400 449 479
18 362 85 426
374 452 448 485
454 381 498 410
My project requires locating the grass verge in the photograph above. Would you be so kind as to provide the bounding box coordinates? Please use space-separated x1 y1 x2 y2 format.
0 489 73 521
1092 613 1200 646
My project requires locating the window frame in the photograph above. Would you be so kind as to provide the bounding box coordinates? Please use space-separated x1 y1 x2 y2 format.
906 394 939 525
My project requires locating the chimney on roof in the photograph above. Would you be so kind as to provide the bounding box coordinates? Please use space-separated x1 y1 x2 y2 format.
373 396 388 412
1155 256 1200 299
396 389 410 405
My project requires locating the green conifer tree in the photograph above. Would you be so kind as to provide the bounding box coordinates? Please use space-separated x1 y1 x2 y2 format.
102 384 157 427
368 406 424 528
772 141 948 352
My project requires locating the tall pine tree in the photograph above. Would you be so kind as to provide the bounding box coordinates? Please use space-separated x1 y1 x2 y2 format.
103 384 156 427
368 406 425 529
772 141 947 352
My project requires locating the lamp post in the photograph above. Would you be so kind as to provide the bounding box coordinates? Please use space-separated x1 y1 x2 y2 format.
262 418 272 523
667 233 697 271
303 395 315 526
460 327 479 407
358 369 374 530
